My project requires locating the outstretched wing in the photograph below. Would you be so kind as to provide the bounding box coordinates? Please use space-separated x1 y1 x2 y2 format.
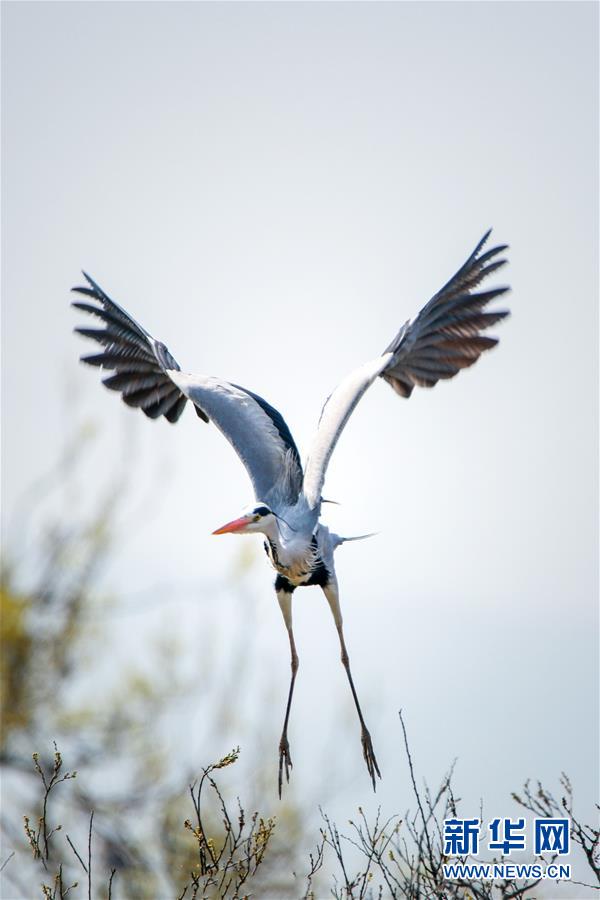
302 231 510 508
72 274 303 505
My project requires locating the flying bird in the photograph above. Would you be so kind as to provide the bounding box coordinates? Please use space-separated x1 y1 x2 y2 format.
72 231 509 796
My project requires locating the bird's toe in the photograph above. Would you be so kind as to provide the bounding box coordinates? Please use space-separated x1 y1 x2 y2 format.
361 727 381 791
278 735 293 798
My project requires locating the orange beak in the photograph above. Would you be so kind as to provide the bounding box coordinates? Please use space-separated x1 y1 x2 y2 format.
212 514 254 535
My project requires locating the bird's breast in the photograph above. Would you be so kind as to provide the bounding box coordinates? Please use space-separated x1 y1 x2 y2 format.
263 536 330 588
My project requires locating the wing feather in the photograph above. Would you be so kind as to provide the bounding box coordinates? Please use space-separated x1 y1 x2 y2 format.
72 274 302 505
303 232 509 507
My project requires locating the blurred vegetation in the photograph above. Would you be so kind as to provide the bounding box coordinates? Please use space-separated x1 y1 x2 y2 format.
0 582 31 741
1 431 598 898
0 429 309 898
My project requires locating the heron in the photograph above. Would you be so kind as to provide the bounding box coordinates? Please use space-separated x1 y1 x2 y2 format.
72 230 509 796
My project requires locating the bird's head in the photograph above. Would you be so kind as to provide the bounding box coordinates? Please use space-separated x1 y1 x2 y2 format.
212 503 277 536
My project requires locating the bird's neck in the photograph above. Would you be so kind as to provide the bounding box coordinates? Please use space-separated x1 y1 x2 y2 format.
261 519 316 581
260 518 281 545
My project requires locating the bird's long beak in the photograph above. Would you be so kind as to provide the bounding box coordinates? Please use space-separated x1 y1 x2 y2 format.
212 514 254 535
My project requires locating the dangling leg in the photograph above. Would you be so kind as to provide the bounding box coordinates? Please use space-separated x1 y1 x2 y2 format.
322 578 381 790
276 582 298 798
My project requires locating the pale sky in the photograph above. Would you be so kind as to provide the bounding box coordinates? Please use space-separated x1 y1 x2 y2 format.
2 2 598 894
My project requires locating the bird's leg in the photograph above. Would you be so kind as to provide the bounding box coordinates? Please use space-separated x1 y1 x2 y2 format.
277 588 298 798
323 580 381 791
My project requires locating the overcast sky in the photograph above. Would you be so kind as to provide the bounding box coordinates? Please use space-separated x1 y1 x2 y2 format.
2 2 598 894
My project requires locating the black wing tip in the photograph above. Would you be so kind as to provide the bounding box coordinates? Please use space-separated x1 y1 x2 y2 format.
73 325 100 338
82 270 99 289
474 229 509 260
71 300 98 315
470 229 493 260
79 351 107 367
71 285 96 300
476 226 506 245
474 284 511 302
70 271 106 303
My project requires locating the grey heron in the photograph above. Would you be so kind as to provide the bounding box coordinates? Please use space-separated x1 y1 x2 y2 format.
72 231 509 796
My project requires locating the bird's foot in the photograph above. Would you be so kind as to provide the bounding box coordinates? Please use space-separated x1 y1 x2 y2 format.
278 734 293 799
361 726 381 791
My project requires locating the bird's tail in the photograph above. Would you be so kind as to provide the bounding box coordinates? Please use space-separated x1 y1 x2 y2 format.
333 532 378 548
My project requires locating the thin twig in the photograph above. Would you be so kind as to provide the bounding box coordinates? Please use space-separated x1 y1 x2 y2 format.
399 710 436 867
87 810 94 900
107 868 116 900
0 851 15 872
65 834 87 873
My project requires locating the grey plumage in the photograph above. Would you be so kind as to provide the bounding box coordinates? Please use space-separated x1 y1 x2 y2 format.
72 272 303 506
302 231 509 507
72 231 510 796
73 232 508 513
